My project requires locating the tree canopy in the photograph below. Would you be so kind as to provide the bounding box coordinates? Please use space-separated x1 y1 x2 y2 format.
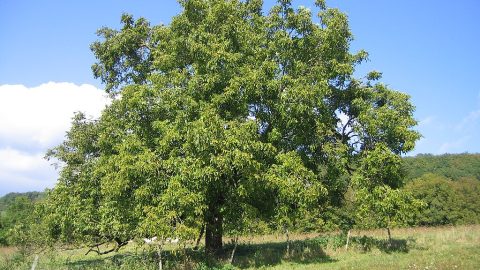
44 0 419 254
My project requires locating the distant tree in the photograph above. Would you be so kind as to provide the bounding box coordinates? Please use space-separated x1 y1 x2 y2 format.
405 174 461 225
0 196 44 249
45 0 419 255
404 173 480 225
453 177 480 224
0 191 44 213
0 216 6 246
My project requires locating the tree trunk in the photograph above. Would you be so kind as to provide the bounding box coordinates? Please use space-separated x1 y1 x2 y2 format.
285 228 290 257
229 236 238 264
345 229 351 250
157 244 163 270
30 255 39 270
205 203 223 254
194 223 205 251
387 227 392 247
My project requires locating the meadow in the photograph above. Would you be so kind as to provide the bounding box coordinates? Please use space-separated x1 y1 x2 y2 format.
1 225 479 270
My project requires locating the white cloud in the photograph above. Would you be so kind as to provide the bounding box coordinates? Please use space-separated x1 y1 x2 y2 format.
0 82 109 149
414 91 480 155
455 109 480 132
0 148 57 193
438 136 470 154
0 148 46 172
0 82 110 195
418 116 434 128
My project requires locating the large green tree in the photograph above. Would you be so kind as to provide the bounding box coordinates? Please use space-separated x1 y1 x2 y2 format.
45 0 419 254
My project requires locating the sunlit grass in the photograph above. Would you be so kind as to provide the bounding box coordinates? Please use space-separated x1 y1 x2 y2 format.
1 225 479 269
262 225 480 270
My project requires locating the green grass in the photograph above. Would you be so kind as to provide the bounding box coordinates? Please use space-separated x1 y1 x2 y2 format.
1 225 479 269
263 226 480 270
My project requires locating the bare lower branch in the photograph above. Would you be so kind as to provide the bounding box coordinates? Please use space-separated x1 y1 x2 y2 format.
84 240 128 255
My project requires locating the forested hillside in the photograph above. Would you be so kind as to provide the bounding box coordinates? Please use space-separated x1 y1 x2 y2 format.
400 153 480 226
403 153 480 181
0 192 45 245
0 191 44 213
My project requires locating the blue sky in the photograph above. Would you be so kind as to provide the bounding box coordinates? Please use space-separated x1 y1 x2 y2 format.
0 0 479 195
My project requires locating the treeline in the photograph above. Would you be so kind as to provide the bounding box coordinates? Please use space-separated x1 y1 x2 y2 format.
1 154 480 247
0 191 45 245
400 153 480 225
402 153 480 181
403 174 480 225
0 191 44 213
0 192 42 246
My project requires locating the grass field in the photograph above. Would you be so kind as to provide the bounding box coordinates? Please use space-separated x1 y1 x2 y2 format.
1 225 479 269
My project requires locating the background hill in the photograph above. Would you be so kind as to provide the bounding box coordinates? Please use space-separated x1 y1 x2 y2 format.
0 191 45 214
402 153 480 181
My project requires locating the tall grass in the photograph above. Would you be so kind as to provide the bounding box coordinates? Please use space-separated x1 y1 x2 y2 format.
1 225 479 270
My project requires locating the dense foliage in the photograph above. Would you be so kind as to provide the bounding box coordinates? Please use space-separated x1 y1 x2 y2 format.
404 173 480 225
400 154 480 227
0 191 44 213
40 0 420 255
0 192 44 246
402 153 480 181
0 196 35 246
2 153 480 251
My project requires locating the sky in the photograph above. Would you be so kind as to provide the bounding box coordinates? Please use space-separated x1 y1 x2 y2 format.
0 0 479 196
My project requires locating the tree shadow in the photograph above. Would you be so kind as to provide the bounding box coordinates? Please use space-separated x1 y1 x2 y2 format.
349 235 410 253
64 249 197 269
63 235 416 269
227 239 336 269
63 252 139 269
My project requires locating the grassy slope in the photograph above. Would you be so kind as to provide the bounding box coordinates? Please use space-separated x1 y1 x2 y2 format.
267 226 480 270
1 225 479 270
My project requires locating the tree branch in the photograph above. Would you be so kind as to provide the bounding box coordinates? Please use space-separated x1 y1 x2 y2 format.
84 240 128 255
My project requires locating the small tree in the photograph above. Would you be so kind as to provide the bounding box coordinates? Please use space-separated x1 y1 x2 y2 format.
351 144 424 244
355 185 424 244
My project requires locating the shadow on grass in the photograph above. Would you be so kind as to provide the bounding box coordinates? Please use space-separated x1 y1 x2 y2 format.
349 236 410 253
62 252 140 269
63 240 335 269
64 249 202 269
63 235 414 269
228 240 336 269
